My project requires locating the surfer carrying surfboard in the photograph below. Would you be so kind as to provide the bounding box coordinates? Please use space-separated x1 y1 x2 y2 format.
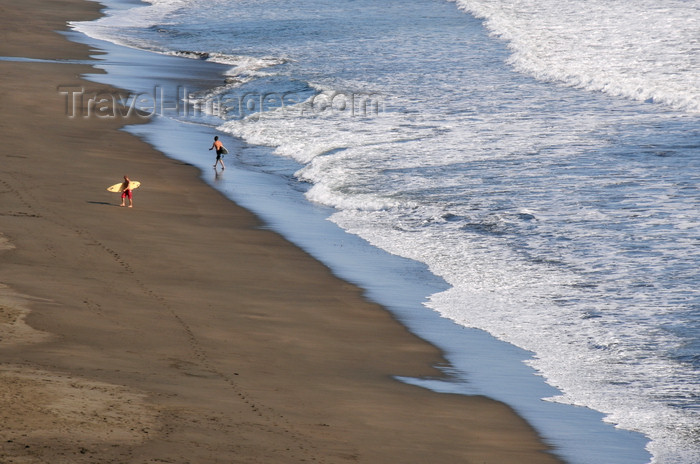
209 135 226 171
107 176 140 207
119 175 134 208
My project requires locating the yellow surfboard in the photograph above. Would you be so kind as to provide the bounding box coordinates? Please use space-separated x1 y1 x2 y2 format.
107 181 141 192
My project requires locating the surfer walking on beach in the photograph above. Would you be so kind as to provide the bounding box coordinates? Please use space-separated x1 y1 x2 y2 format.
209 135 226 171
119 175 133 208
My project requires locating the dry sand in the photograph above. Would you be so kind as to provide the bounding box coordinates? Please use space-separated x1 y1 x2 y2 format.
0 0 565 462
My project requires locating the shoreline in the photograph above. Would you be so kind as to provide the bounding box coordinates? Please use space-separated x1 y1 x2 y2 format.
0 0 566 463
78 11 654 464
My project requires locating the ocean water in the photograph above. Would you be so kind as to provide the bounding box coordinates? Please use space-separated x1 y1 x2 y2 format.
71 0 699 463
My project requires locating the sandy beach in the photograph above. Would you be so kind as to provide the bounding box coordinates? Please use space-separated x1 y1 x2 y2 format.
0 0 565 462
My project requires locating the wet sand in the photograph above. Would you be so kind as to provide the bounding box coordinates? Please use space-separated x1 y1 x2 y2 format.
0 0 565 462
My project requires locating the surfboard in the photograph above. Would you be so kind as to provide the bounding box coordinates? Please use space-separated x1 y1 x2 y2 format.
220 146 229 155
107 181 141 192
